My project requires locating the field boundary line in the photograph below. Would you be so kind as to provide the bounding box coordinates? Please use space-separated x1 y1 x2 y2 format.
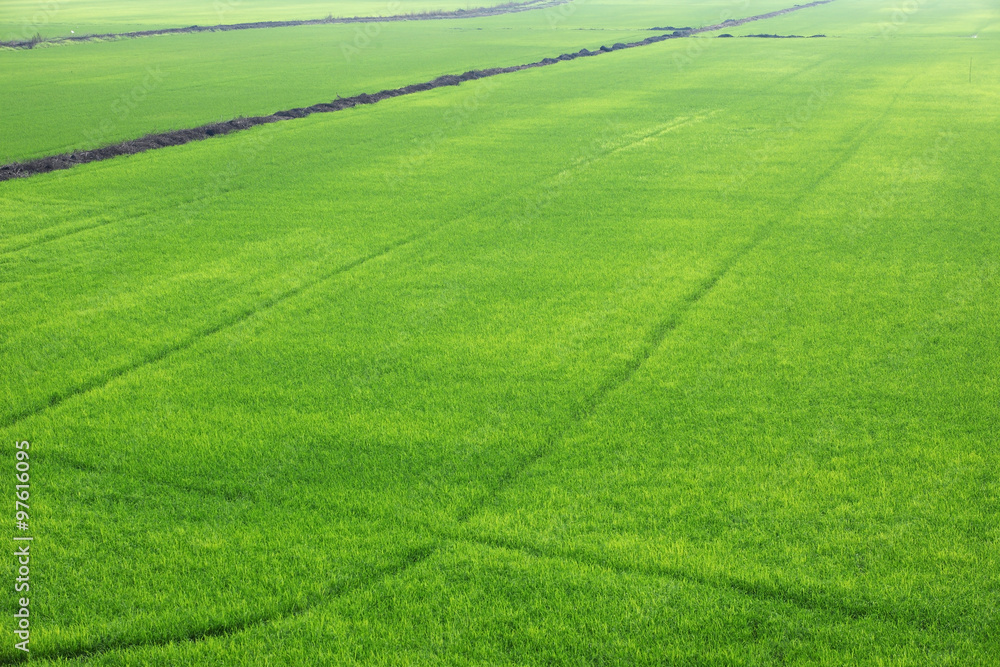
0 0 566 49
0 0 838 183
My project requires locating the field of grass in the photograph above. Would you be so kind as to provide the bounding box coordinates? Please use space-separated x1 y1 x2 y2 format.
0 0 796 40
2 0 998 664
0 18 653 163
0 0 526 40
0 0 811 164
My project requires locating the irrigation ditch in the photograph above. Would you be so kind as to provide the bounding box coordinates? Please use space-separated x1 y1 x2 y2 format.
0 0 838 184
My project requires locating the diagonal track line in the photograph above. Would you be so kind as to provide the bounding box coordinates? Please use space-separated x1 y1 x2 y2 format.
2 103 715 437
454 534 885 619
0 230 424 432
444 533 951 632
11 544 438 665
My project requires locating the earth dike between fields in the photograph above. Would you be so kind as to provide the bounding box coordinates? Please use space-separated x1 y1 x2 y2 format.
0 0 568 49
0 0 838 184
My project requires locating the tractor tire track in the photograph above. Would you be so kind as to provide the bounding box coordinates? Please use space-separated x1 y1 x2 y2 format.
0 0 565 49
0 0 838 184
0 229 427 433
13 544 438 666
456 65 930 630
0 106 718 434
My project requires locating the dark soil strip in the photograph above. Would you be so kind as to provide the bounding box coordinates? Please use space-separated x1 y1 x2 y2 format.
0 0 837 185
0 0 564 49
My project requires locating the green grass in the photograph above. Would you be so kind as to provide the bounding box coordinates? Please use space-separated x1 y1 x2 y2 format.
0 0 522 40
0 0 801 39
0 0 810 164
0 18 648 163
1 0 998 663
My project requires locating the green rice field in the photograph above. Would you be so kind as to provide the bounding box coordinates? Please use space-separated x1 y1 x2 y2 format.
1 0 998 664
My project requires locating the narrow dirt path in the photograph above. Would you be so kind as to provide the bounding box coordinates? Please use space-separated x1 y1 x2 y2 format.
0 0 566 49
0 0 837 184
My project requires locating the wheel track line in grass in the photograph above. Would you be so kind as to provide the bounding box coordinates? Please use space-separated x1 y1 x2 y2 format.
451 202 781 527
0 229 427 433
0 187 230 255
0 123 288 255
0 115 705 258
460 535 888 618
548 111 721 183
451 101 894 522
0 105 716 435
452 534 904 624
448 72 931 626
0 0 839 183
0 218 115 256
0 0 566 49
5 543 438 666
0 173 269 256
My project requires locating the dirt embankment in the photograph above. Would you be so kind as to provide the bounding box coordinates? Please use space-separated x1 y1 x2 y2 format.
0 0 838 183
0 0 566 49
686 0 836 35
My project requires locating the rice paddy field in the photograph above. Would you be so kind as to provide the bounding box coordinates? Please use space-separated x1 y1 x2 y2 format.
1 0 998 664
